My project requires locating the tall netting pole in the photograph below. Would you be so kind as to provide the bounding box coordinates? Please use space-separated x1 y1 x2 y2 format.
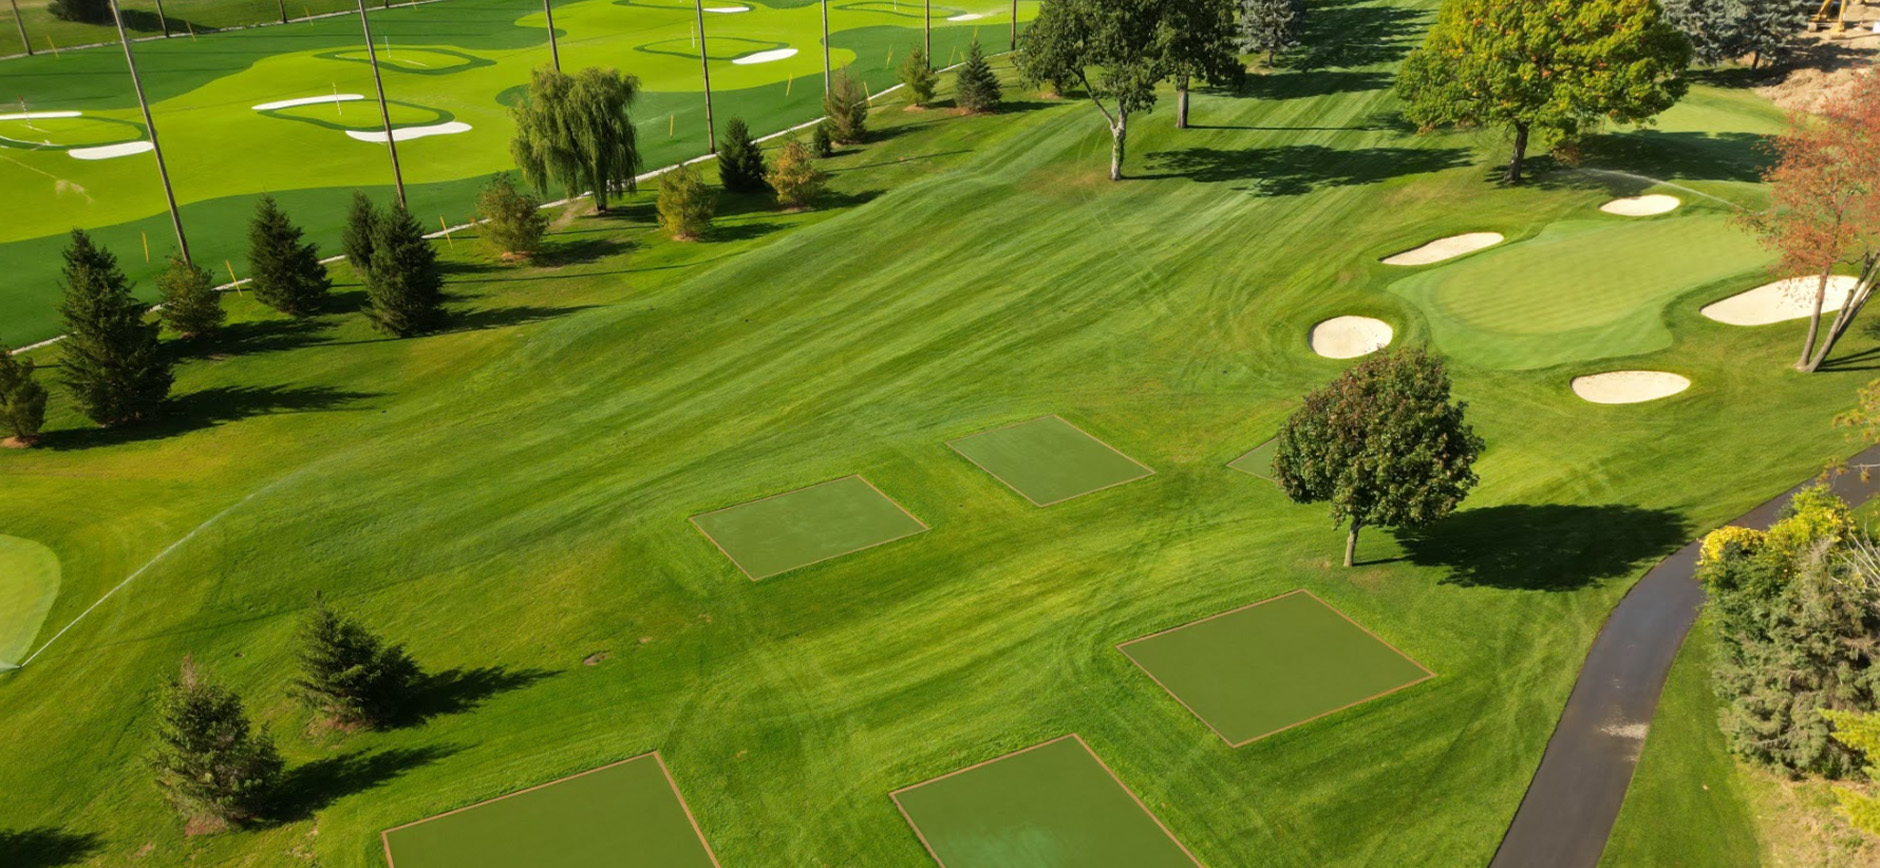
821 0 830 95
543 0 560 71
109 0 189 260
694 0 715 152
356 0 407 207
923 0 929 67
8 0 31 55
153 0 170 36
1009 0 1016 50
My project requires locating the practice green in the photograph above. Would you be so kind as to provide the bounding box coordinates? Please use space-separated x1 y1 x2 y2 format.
690 475 927 580
891 736 1201 868
1228 438 1278 482
382 754 718 868
1119 591 1432 746
0 535 60 668
1388 215 1773 370
948 416 1153 506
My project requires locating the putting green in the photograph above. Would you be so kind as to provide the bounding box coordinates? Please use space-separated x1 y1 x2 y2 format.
1227 438 1278 482
948 416 1153 506
891 735 1202 868
1387 215 1773 370
1118 590 1432 746
690 475 927 580
0 535 60 668
382 753 719 868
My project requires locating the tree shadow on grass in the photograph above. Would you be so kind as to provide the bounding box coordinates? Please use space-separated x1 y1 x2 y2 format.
1293 0 1428 70
391 666 557 729
1575 130 1770 185
1817 344 1880 373
446 303 600 333
1391 504 1689 591
0 827 103 868
706 221 787 243
1138 144 1473 194
534 234 636 268
269 744 459 823
118 8 210 34
188 316 336 358
39 385 382 451
1239 70 1396 101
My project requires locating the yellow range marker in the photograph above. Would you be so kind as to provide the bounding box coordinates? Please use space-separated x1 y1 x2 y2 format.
786 72 793 96
224 260 240 290
669 113 675 137
438 216 454 248
186 20 196 39
140 232 149 262
46 34 57 57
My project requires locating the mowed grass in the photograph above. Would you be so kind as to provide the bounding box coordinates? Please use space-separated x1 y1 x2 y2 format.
891 735 1201 868
382 753 719 868
0 535 60 666
1227 438 1277 482
690 475 927 580
948 415 1154 506
0 40 1852 868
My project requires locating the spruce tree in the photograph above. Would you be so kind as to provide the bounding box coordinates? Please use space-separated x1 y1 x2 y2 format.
155 252 225 340
657 163 716 240
363 205 446 337
898 47 940 106
476 173 549 259
247 196 331 317
57 230 172 425
341 191 381 275
292 596 423 729
149 657 284 831
1240 0 1302 65
1739 0 1808 69
954 41 1003 113
823 68 870 144
716 118 770 195
0 347 48 446
811 121 835 157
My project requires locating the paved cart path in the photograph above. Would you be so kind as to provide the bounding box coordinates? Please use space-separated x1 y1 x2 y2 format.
1488 443 1880 868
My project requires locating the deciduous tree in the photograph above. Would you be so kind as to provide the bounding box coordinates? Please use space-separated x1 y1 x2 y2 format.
768 139 827 209
292 596 423 729
657 163 716 240
1273 348 1484 566
954 40 1004 113
1017 0 1169 180
475 173 549 259
1159 0 1240 128
149 657 283 831
155 252 225 340
1396 0 1692 182
57 230 172 425
363 205 445 337
0 346 47 446
715 118 770 194
511 66 644 211
247 195 331 317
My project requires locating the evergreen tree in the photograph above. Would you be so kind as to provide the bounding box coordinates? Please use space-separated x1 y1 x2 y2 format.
149 657 284 830
47 0 110 23
1241 0 1303 65
1663 0 1748 65
1739 0 1808 69
823 68 871 144
811 121 836 157
657 163 716 240
0 346 48 446
954 41 1004 113
363 205 445 337
476 173 549 259
715 118 770 194
768 139 828 209
510 66 644 211
292 596 423 729
341 191 381 275
898 47 940 106
57 230 172 425
247 196 331 317
155 252 225 341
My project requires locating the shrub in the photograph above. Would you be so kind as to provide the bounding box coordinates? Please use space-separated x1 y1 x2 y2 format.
247 195 331 317
476 173 548 259
155 252 225 340
811 121 835 157
149 657 283 832
716 118 770 194
657 163 716 241
897 47 939 106
823 68 870 144
293 596 424 729
955 40 1003 112
0 346 47 446
768 140 828 210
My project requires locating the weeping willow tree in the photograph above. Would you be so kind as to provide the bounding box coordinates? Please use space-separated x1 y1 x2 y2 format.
509 66 644 211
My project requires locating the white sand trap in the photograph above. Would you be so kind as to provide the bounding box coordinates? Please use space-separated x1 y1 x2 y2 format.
1310 316 1393 359
1381 232 1504 266
703 5 749 11
1571 371 1691 404
1701 275 1860 326
732 48 798 65
0 111 82 121
947 12 984 20
345 121 472 143
252 94 365 111
68 141 154 160
1600 194 1680 216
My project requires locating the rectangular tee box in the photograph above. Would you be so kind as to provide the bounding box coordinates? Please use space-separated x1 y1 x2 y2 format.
690 475 929 580
947 416 1154 506
890 734 1205 868
1118 590 1433 746
382 753 721 868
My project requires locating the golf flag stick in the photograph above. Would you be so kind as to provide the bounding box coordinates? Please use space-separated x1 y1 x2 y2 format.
108 0 189 261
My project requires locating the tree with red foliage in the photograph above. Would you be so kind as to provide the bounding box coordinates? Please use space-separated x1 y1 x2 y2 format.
1742 73 1880 372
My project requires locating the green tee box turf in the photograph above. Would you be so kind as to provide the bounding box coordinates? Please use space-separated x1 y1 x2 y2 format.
1227 438 1278 482
381 752 721 868
1118 590 1433 747
690 475 929 580
947 416 1154 506
890 734 1205 868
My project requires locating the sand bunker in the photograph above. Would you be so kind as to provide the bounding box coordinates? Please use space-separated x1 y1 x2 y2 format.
1381 232 1504 266
1600 194 1680 217
703 4 750 10
68 141 154 160
1571 371 1691 404
732 47 798 64
252 94 365 111
1310 316 1393 359
345 121 472 143
0 111 81 121
947 12 984 20
1701 275 1859 326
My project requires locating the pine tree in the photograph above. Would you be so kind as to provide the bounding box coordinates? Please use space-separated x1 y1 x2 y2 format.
363 205 445 337
476 173 549 259
716 117 770 194
149 657 284 831
768 139 828 210
292 596 423 729
155 252 225 340
657 163 716 241
341 191 381 275
898 47 940 106
954 41 1003 113
57 230 172 425
1240 0 1302 65
247 196 331 317
823 68 870 144
0 346 48 446
811 121 835 157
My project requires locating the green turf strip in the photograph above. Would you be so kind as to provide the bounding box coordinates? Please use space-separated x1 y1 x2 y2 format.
1387 214 1773 370
891 735 1202 868
691 475 927 579
383 754 719 868
1119 591 1432 746
0 535 60 667
948 416 1152 506
1227 438 1277 482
